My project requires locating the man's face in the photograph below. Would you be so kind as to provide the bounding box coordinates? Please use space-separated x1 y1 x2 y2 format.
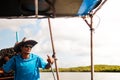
21 44 33 54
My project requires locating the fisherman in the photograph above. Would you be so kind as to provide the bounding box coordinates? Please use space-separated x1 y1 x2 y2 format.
0 39 54 80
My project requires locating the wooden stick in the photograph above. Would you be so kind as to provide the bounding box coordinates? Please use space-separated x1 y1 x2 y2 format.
0 76 14 79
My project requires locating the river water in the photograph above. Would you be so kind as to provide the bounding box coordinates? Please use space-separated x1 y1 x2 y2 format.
40 72 120 80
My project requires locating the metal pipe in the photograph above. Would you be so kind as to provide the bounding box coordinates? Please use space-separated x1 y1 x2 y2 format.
93 0 108 15
16 32 19 42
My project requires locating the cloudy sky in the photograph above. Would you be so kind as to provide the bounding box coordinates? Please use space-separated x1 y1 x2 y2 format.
0 0 120 68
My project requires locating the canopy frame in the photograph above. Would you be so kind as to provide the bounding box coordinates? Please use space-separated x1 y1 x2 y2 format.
81 0 107 80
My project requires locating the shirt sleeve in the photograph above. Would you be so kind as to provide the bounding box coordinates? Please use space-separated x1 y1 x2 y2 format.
2 56 15 73
37 56 47 69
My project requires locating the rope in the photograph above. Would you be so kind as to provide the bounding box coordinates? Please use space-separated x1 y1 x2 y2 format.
50 63 56 80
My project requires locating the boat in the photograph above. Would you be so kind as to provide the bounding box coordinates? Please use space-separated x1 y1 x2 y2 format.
0 47 15 80
0 0 107 80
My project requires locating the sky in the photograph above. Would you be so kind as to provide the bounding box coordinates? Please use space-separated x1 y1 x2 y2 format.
0 0 120 68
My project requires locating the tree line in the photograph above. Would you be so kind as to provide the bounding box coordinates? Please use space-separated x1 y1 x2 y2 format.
41 65 120 72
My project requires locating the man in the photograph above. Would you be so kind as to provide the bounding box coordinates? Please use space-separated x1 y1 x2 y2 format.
0 39 54 80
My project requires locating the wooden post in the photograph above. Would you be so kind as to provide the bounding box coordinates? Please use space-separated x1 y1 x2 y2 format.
48 17 60 80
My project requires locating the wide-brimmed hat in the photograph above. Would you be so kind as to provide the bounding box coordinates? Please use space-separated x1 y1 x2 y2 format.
14 39 38 53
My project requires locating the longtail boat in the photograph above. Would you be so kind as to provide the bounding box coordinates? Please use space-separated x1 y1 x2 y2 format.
0 0 107 80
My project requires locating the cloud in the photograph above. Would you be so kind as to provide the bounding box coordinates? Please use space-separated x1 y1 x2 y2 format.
31 18 90 54
0 19 37 31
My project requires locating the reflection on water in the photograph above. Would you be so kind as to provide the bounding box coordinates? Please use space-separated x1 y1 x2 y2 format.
40 72 120 80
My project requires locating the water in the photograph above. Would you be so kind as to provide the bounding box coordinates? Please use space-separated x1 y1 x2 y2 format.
40 72 120 80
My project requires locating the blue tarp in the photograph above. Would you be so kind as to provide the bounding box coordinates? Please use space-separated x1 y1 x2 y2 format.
77 0 101 16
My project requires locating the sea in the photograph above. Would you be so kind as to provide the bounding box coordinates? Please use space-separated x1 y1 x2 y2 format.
40 72 120 80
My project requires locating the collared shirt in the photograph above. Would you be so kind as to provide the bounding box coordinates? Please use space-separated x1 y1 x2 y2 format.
3 53 47 80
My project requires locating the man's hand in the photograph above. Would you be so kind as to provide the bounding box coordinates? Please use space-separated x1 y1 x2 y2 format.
47 55 54 64
45 55 54 69
0 69 4 74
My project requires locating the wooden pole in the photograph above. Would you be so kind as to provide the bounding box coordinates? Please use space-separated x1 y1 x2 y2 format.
81 1 107 80
90 14 94 80
0 76 14 80
35 0 38 18
48 17 60 80
82 14 94 80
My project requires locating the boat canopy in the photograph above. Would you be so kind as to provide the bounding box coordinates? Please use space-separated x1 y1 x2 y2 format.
0 0 101 18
